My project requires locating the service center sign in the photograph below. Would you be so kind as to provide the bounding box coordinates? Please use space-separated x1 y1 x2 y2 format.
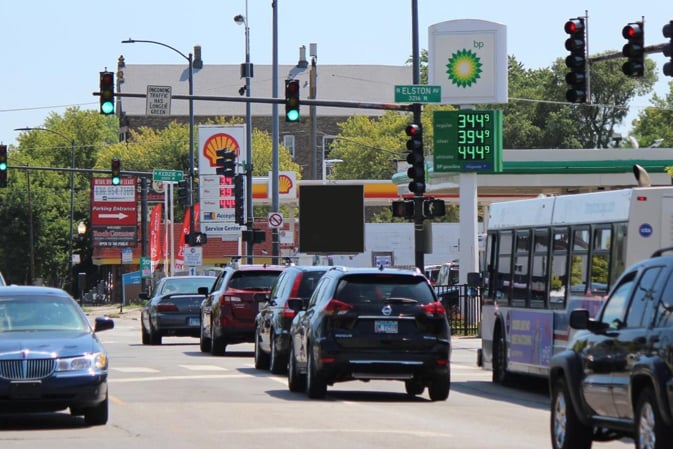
90 177 138 247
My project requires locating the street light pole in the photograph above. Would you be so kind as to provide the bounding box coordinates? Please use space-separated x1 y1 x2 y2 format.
121 38 202 237
235 3 255 263
15 127 75 290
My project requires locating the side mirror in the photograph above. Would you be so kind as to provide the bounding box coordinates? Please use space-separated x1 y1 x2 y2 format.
287 298 304 312
94 316 115 333
253 293 269 303
138 292 149 300
198 287 209 295
569 309 589 330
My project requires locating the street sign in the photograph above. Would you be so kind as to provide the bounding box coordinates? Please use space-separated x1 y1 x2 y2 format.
90 178 138 247
394 85 442 103
153 169 184 182
146 85 171 116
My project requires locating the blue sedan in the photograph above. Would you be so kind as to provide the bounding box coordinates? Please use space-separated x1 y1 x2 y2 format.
0 285 114 425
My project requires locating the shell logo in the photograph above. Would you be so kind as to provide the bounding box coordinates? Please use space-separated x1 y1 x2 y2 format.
279 174 294 194
203 133 240 166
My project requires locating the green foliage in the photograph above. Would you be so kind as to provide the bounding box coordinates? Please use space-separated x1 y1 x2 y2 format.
632 80 673 151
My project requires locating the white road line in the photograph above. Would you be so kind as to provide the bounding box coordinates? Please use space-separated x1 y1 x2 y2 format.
179 364 229 371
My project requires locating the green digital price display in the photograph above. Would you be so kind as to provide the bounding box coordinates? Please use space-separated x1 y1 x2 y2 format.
433 110 503 173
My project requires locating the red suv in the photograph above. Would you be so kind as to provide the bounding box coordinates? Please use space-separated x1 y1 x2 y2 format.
199 264 285 355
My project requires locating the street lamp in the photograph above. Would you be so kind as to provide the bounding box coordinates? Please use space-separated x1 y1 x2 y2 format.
15 127 76 288
235 4 255 263
122 38 203 237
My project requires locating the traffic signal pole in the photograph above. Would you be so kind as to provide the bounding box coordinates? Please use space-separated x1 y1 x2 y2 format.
411 0 425 272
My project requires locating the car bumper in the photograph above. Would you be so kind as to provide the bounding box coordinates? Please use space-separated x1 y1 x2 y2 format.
0 374 108 414
154 314 201 336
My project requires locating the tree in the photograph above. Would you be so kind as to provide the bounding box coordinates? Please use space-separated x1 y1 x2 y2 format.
631 80 673 149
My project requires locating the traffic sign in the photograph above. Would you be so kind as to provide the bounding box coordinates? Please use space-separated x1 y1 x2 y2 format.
153 169 184 182
394 85 441 103
146 85 171 116
268 212 284 229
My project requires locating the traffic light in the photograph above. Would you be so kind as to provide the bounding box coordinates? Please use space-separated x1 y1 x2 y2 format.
663 21 673 77
99 71 115 115
622 21 644 77
423 198 446 219
391 200 414 219
285 79 300 122
111 158 121 185
405 124 425 195
0 144 7 188
233 174 245 225
564 17 587 103
177 180 189 205
215 149 237 177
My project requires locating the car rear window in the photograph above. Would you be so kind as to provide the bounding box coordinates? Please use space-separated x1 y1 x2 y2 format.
334 274 435 305
296 271 327 298
228 271 282 290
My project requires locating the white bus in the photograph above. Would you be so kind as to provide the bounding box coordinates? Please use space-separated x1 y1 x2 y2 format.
479 186 673 384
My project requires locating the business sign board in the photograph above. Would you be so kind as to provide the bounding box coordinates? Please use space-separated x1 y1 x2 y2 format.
428 19 507 104
90 177 138 247
198 125 247 237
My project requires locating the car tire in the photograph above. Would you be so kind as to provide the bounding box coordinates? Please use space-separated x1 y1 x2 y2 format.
83 394 109 426
141 323 150 345
269 333 287 374
635 387 673 449
306 346 327 399
288 344 306 393
149 322 162 345
428 372 450 401
492 326 511 385
254 329 270 370
199 321 211 353
404 377 425 396
211 326 226 356
550 379 592 449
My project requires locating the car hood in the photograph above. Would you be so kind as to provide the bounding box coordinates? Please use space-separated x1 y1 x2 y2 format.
0 331 102 359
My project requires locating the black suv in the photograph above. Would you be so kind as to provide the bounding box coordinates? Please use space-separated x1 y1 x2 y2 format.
254 265 329 374
549 247 673 449
286 266 451 400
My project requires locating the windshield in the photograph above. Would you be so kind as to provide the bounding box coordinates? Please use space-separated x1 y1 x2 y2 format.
0 296 89 332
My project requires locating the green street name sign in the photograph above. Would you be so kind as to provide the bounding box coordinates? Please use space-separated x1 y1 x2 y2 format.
394 85 442 103
153 169 184 182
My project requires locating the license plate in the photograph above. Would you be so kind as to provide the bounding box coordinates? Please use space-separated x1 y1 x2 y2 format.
188 317 200 326
10 381 42 399
374 320 398 334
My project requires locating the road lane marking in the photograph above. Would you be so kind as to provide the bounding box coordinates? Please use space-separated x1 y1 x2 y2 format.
179 364 228 371
112 367 160 373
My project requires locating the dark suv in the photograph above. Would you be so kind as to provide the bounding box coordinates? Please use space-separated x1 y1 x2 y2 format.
549 247 673 449
200 264 285 355
254 265 329 374
286 266 451 400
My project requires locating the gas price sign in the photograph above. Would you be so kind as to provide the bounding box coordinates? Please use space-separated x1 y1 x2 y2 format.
433 110 502 173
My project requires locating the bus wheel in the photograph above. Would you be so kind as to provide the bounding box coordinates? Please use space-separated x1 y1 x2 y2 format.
492 327 511 385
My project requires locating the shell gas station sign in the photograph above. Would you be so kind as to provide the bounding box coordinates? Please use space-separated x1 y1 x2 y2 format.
198 125 246 237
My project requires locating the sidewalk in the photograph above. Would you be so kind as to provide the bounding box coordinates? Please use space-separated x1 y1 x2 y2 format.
82 303 142 321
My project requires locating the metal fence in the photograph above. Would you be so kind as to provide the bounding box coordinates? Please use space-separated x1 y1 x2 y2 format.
434 284 481 336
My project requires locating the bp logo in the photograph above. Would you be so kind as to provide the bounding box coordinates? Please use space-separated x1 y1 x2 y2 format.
445 49 483 88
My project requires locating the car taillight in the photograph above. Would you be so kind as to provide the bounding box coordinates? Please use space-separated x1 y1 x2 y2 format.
282 301 296 319
289 273 304 298
219 295 241 305
324 298 354 316
420 301 445 317
156 303 178 312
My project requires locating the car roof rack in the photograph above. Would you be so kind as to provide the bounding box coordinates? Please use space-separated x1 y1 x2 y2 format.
650 247 673 258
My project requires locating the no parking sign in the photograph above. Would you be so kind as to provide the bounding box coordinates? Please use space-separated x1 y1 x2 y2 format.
268 212 284 228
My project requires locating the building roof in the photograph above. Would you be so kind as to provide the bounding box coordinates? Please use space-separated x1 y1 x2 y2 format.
118 63 413 117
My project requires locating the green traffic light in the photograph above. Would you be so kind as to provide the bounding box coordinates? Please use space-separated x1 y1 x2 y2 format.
112 176 121 186
100 101 114 115
286 110 300 122
0 162 6 171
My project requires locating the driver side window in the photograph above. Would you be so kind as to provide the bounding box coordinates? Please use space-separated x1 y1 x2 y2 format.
600 271 636 329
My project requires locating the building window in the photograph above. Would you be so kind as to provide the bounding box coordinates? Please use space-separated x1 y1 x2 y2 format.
283 135 296 158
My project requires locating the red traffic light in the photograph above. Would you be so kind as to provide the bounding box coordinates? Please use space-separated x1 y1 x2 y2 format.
405 124 421 136
564 19 584 35
622 23 642 39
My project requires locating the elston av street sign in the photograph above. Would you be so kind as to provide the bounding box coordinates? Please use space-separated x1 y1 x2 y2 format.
153 169 184 182
394 85 442 103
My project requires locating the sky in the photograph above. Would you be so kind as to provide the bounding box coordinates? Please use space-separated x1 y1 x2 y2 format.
1 0 672 147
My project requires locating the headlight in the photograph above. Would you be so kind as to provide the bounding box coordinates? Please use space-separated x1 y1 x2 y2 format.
55 352 108 373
